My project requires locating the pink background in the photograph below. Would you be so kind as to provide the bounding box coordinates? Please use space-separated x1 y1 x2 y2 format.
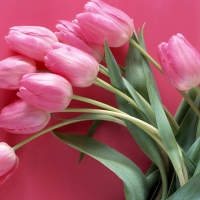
0 0 200 199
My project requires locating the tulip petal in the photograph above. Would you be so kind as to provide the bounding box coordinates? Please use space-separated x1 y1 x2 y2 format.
158 34 200 90
0 100 51 134
76 13 129 47
45 44 99 87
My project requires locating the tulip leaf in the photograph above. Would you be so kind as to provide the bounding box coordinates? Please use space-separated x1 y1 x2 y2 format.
146 169 160 192
137 26 160 99
186 137 200 166
78 120 101 163
125 33 149 102
100 64 156 126
174 89 196 125
145 71 183 185
175 97 200 151
194 159 200 176
52 132 149 200
123 79 157 127
104 40 167 199
195 119 200 139
167 173 200 200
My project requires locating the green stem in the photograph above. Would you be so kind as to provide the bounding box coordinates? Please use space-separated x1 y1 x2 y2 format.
61 108 165 150
13 114 126 151
72 95 125 114
128 38 162 72
94 77 140 111
99 65 179 132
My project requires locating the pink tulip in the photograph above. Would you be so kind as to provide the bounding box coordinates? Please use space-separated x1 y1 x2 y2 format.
5 26 58 62
75 0 134 47
55 20 104 62
44 43 99 87
0 143 19 185
17 73 73 112
0 100 51 134
0 55 36 90
158 33 200 91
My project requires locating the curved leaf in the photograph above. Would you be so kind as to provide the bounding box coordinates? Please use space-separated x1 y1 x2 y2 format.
176 98 200 151
104 40 167 200
167 173 200 200
174 89 196 125
53 132 149 200
125 33 149 102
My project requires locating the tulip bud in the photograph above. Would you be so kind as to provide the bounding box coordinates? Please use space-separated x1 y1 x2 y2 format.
75 0 134 47
5 26 58 62
0 55 36 90
0 100 51 134
55 20 104 62
0 143 19 185
44 43 99 87
17 73 73 112
158 33 200 91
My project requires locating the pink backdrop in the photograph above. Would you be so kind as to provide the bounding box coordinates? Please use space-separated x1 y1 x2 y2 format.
0 0 200 199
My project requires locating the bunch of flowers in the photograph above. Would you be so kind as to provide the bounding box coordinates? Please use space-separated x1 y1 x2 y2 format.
1 0 200 199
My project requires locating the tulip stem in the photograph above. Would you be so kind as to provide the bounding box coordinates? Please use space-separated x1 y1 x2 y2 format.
12 114 126 151
61 108 165 150
72 95 125 114
94 77 141 111
98 66 179 132
128 38 162 72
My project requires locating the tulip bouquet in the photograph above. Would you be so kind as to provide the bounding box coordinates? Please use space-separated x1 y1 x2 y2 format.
1 0 200 199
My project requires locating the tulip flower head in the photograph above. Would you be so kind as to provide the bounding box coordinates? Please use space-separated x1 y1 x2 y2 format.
5 26 58 62
17 73 73 112
55 20 104 62
75 0 134 47
0 100 51 134
0 143 19 185
0 55 36 90
158 33 200 91
45 43 99 87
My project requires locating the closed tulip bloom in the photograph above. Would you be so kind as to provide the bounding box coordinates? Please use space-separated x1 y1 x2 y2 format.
76 0 134 47
17 73 73 112
55 20 104 62
5 26 58 62
0 55 36 90
0 143 19 185
45 43 99 87
158 33 200 91
0 100 51 134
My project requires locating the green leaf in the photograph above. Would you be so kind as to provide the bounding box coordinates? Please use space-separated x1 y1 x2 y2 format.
194 159 200 176
123 79 156 127
182 153 196 178
100 64 156 126
78 120 101 163
145 71 183 185
195 119 200 139
167 173 200 200
186 137 200 166
104 40 168 200
53 132 149 200
146 169 160 189
125 33 149 102
174 89 196 125
176 97 200 151
138 26 160 99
